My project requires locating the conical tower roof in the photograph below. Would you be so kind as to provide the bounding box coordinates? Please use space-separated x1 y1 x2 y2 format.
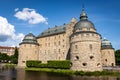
20 33 38 45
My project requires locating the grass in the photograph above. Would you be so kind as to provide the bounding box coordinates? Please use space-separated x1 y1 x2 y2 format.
5 63 16 67
25 68 120 76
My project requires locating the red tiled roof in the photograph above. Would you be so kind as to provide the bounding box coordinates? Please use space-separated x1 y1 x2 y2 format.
0 46 15 49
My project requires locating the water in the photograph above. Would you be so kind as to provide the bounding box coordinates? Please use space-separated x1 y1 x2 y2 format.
0 67 120 80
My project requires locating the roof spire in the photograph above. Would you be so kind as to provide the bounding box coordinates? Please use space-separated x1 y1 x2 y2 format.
82 0 84 11
80 0 88 20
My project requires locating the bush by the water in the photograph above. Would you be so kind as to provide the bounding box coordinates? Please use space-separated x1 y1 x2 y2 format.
26 60 41 67
47 60 70 69
26 60 70 69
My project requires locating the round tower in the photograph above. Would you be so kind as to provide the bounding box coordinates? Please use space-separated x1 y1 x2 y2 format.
101 38 116 67
18 33 39 67
70 8 103 71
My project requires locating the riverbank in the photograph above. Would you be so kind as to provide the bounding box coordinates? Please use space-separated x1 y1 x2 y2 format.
25 68 120 76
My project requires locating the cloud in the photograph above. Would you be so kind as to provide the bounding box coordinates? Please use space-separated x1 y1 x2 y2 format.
0 16 15 42
12 33 24 41
14 8 19 12
14 8 48 24
0 16 24 46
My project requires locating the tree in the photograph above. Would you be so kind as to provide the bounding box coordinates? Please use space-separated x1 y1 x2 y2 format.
10 47 19 64
115 49 120 65
0 53 10 63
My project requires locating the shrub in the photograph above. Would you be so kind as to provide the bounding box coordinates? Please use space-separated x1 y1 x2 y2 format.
38 63 48 68
26 60 41 67
47 60 70 69
26 60 70 69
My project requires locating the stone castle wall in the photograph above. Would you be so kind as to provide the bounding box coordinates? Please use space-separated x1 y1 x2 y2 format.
101 49 116 66
18 44 39 67
70 30 103 71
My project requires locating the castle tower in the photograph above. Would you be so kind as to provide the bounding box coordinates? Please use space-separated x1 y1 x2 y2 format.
101 38 116 67
70 7 103 71
18 33 39 67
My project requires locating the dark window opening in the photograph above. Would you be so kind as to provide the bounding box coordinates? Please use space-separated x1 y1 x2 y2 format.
111 63 114 66
89 44 92 50
105 59 107 62
97 63 100 66
75 45 78 49
90 56 94 59
75 56 79 60
82 63 87 66
22 61 25 63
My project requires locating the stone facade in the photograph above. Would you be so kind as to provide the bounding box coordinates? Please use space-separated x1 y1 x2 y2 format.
18 8 116 71
70 9 103 71
18 33 39 67
101 39 116 67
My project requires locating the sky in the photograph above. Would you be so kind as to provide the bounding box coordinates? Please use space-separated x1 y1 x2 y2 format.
0 0 120 50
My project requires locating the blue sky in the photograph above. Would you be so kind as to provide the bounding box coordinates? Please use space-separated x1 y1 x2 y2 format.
0 0 120 50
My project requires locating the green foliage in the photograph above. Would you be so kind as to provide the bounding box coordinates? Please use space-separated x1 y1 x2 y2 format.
115 49 120 65
0 53 10 62
38 63 48 68
26 60 41 67
10 47 19 64
25 68 120 76
14 47 19 59
48 60 70 69
26 60 70 69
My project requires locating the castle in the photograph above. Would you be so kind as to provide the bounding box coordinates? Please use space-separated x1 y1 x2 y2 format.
18 7 116 71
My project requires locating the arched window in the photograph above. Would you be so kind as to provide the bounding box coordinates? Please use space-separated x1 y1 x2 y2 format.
89 44 92 50
82 63 87 66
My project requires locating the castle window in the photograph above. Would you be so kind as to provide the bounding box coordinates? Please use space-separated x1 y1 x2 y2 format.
59 56 60 60
105 59 107 62
48 43 50 47
59 41 60 45
82 63 87 66
97 63 100 66
75 56 79 60
111 63 114 66
75 45 78 49
22 61 25 63
59 35 60 38
45 43 47 47
90 56 94 60
89 44 92 50
54 42 56 46
59 49 60 53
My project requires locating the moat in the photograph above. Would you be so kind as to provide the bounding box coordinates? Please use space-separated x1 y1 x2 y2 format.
0 66 120 80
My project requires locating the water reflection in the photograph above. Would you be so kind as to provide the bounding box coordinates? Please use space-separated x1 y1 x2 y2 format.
0 66 120 80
